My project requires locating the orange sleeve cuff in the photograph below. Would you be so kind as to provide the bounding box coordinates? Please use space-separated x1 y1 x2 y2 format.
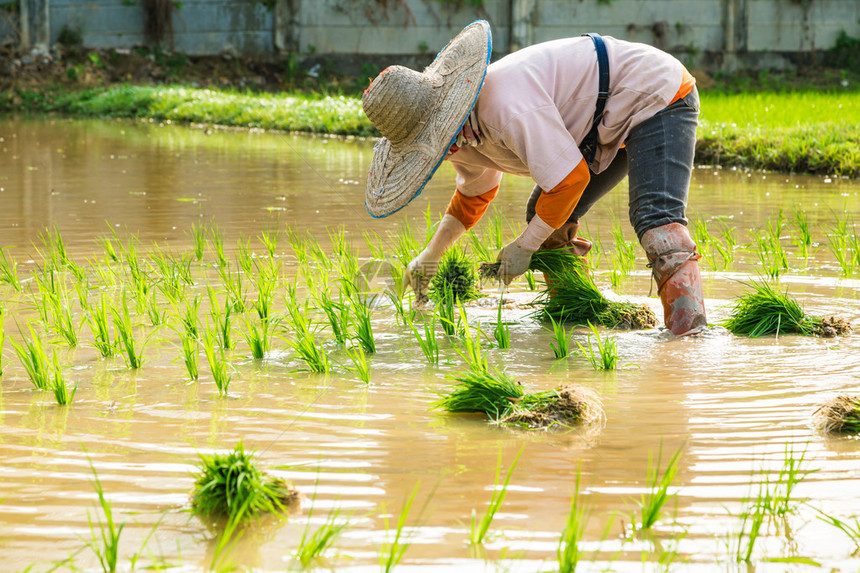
535 160 590 229
670 68 696 105
445 186 499 231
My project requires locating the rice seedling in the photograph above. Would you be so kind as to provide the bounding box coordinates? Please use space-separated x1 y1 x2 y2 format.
363 230 386 260
210 224 228 268
771 444 814 517
470 447 523 545
693 216 732 271
610 219 637 275
250 258 281 321
437 287 459 337
295 505 349 568
351 298 376 355
722 280 851 337
10 323 51 390
0 304 5 376
286 226 309 266
47 284 79 347
816 510 860 555
111 291 144 369
389 221 423 267
456 308 488 375
547 315 572 360
236 236 255 274
487 211 506 250
85 456 125 573
346 344 370 384
558 473 589 573
174 294 200 340
178 330 199 381
734 479 770 563
407 312 439 364
632 444 683 532
0 246 22 291
827 209 858 276
388 288 417 327
217 262 247 313
792 207 812 258
189 218 208 261
430 247 480 303
97 233 121 264
317 290 349 345
576 321 621 371
49 350 77 405
207 286 234 350
242 315 275 361
532 263 657 329
85 294 116 358
150 246 193 303
203 326 233 396
91 261 117 290
812 395 860 434
191 442 298 523
437 369 602 429
38 225 72 271
492 297 511 349
524 269 537 290
259 220 281 258
142 288 165 327
467 229 494 264
378 482 427 573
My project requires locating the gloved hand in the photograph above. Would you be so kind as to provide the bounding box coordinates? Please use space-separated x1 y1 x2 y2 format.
405 253 438 306
495 214 556 285
404 214 466 305
495 240 535 285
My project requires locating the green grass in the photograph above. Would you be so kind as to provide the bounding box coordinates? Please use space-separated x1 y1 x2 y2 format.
698 90 860 177
406 312 439 365
295 504 348 568
492 297 511 349
111 291 145 369
547 315 572 360
5 85 859 175
558 473 590 573
0 246 22 291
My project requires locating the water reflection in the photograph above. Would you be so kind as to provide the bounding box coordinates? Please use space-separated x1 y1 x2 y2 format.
0 118 858 571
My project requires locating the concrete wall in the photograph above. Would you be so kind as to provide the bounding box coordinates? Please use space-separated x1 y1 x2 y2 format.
4 0 860 72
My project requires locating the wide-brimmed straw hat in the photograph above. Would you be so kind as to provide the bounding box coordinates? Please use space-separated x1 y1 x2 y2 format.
362 20 492 218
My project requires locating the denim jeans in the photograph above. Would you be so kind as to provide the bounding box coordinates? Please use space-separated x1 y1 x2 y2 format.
526 87 699 240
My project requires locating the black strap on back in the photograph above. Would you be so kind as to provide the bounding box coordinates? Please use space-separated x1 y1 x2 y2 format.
579 33 609 168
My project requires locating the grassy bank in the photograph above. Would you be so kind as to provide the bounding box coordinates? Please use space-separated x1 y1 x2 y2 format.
1 84 858 176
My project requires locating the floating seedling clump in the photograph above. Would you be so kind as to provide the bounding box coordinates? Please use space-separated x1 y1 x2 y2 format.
191 442 299 524
430 248 480 303
812 395 860 434
722 280 852 338
532 264 657 330
434 370 603 430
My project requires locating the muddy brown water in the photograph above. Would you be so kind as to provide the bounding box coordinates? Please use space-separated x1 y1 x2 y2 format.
0 117 859 571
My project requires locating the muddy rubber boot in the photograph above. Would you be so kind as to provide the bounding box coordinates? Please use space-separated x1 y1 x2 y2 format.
640 223 707 336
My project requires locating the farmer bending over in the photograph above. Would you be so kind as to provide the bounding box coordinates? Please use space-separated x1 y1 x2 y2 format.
361 20 707 336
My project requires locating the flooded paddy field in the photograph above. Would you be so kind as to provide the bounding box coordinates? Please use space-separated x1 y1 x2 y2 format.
0 117 859 572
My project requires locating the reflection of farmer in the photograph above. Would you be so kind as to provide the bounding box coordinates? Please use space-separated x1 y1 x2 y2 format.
361 20 707 336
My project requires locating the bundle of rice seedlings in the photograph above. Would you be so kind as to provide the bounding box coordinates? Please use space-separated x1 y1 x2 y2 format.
430 247 480 303
532 264 657 330
191 442 299 524
812 395 860 434
433 370 603 429
722 280 852 337
478 247 584 279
